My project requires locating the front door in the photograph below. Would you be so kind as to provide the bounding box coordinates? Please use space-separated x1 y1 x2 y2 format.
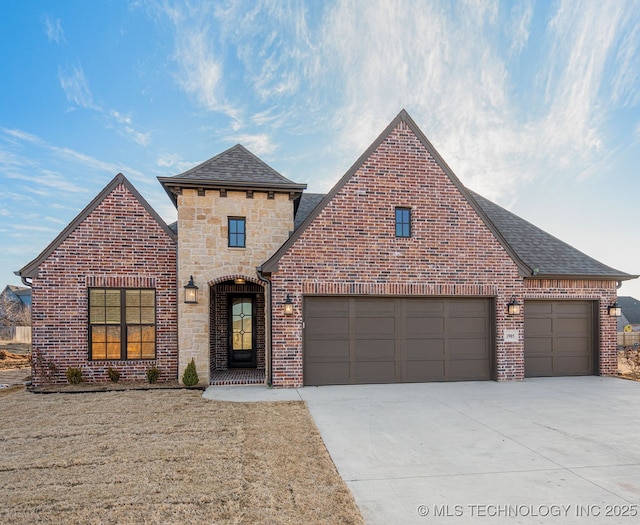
228 296 256 368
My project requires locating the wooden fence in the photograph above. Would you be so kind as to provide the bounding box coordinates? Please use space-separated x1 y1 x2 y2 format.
618 332 640 347
0 326 32 343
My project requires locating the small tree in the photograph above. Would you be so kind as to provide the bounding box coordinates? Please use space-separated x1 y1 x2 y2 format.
182 358 199 387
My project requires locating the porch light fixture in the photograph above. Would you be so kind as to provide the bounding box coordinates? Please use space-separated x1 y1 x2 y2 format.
283 294 294 316
507 297 521 316
234 277 246 285
608 301 622 317
184 276 199 304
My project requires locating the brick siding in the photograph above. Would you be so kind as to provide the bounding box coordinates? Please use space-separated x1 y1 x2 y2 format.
30 183 177 386
268 120 617 387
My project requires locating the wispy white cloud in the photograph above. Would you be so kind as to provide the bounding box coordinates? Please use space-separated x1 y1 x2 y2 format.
58 65 97 110
44 15 66 44
230 133 277 156
6 170 88 194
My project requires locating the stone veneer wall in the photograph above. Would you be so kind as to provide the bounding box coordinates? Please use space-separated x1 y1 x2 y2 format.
30 183 177 386
177 189 293 383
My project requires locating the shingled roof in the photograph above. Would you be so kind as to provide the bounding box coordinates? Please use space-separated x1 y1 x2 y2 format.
469 191 634 280
619 296 640 324
263 109 636 282
158 144 306 205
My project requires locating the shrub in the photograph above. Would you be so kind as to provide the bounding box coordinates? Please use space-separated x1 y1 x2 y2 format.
621 347 640 380
66 367 83 385
182 358 199 387
146 365 160 384
107 367 120 383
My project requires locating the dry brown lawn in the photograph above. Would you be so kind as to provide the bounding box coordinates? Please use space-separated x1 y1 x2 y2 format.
0 389 364 524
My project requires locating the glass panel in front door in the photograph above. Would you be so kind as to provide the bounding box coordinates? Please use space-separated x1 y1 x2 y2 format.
232 298 253 351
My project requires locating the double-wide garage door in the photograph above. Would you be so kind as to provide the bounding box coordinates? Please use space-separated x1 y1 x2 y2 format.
524 300 595 377
304 297 492 386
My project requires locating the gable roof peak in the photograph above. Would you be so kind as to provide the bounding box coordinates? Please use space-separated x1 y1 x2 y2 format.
158 143 306 205
18 173 176 281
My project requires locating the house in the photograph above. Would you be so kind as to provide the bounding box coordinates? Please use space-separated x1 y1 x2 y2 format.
0 285 31 324
0 285 32 343
19 110 637 387
618 296 640 332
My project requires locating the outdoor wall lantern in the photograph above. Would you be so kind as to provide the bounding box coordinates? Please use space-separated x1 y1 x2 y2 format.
234 277 246 285
184 276 199 304
507 296 521 316
608 301 622 317
283 294 294 316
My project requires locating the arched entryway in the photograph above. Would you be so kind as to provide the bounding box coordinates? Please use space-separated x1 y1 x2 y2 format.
209 277 266 385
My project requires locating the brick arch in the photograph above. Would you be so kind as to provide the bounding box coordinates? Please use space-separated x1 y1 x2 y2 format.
209 275 266 373
208 274 264 287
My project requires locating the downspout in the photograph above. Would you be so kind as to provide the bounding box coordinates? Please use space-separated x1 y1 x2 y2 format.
256 267 273 387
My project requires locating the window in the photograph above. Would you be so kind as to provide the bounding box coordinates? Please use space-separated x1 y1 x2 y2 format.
228 217 246 248
395 207 411 238
89 289 156 360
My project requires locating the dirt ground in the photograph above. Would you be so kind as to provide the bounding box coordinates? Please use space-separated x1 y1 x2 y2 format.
0 342 30 370
0 389 364 524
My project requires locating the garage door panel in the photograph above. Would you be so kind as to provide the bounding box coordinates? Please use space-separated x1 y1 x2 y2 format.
355 339 395 360
554 337 590 355
404 360 446 382
355 299 395 316
448 359 490 380
304 297 492 385
450 317 487 335
526 318 553 334
305 363 350 386
306 317 349 338
355 317 395 337
449 338 489 359
406 317 444 337
305 340 349 361
555 356 591 375
406 299 444 316
524 357 553 377
524 300 594 378
555 318 589 334
405 339 445 359
449 299 488 316
306 298 349 316
355 361 397 383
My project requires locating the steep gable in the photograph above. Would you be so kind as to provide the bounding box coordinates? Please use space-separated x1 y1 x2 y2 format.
19 173 176 280
262 110 527 276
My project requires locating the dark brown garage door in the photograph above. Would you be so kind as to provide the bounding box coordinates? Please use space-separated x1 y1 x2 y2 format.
524 301 595 377
304 297 492 386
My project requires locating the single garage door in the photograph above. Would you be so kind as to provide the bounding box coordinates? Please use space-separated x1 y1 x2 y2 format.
304 297 492 386
524 300 595 377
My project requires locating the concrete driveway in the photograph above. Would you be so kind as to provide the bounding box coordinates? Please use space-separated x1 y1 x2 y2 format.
205 377 640 524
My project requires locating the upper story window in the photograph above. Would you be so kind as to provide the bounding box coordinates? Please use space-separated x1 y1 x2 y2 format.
395 207 411 238
89 288 156 360
228 217 246 248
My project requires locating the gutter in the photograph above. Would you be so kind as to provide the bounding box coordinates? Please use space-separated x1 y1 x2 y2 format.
256 267 273 387
14 271 32 288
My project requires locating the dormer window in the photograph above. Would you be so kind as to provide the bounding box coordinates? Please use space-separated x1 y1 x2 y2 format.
395 207 411 238
228 217 246 248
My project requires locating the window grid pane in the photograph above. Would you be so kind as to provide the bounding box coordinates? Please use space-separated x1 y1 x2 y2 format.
395 208 411 238
228 218 246 247
89 288 156 361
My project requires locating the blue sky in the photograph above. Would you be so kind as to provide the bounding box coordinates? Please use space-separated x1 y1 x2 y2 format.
1 1 639 299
